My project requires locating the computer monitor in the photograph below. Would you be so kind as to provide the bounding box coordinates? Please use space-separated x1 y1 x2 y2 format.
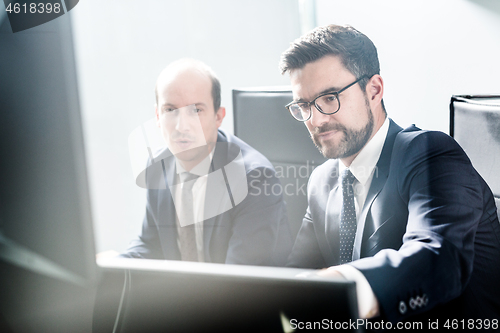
0 11 97 333
95 258 362 333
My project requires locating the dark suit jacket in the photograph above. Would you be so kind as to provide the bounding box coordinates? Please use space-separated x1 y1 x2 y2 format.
288 119 500 323
122 129 292 266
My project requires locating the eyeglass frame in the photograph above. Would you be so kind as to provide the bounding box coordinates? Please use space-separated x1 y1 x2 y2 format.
285 75 370 122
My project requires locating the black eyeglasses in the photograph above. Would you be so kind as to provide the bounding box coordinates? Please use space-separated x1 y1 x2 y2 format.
285 75 369 122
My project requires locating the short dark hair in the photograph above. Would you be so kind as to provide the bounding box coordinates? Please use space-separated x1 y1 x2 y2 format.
279 24 380 92
155 59 221 112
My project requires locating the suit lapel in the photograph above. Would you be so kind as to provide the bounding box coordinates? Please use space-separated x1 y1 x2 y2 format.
202 132 230 261
202 171 229 260
156 154 181 260
324 178 342 265
352 120 403 260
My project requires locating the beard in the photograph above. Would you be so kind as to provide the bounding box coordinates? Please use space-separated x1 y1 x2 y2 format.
310 99 374 159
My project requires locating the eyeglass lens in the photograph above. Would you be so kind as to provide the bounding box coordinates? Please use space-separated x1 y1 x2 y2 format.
290 93 339 121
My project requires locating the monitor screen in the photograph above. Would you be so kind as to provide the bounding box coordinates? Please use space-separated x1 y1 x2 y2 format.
95 258 362 333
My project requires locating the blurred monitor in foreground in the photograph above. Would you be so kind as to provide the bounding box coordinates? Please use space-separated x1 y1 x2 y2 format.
95 258 361 333
0 10 97 333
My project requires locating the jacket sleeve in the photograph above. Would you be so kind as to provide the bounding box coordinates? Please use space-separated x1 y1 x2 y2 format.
286 206 327 269
224 166 292 266
118 188 164 260
286 168 328 269
350 131 485 322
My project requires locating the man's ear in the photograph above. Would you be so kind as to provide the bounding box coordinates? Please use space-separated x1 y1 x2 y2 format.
367 74 384 107
155 104 160 127
215 106 226 128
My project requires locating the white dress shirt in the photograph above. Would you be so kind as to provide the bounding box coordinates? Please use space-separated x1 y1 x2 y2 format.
335 117 390 319
174 152 213 262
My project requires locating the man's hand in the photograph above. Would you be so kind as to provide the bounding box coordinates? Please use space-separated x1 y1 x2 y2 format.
316 266 347 278
317 265 380 319
96 250 120 259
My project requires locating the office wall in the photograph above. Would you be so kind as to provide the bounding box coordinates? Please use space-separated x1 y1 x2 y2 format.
315 0 500 131
70 0 301 252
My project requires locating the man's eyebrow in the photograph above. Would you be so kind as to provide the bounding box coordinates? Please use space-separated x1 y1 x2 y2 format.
160 102 207 109
294 87 341 103
161 103 177 109
318 86 341 96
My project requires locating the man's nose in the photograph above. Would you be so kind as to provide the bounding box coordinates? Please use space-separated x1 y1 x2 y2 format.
175 110 192 132
308 104 330 128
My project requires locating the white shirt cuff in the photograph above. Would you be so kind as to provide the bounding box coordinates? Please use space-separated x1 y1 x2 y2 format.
334 264 379 319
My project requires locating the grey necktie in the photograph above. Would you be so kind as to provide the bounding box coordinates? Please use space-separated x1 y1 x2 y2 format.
339 169 357 264
177 172 199 262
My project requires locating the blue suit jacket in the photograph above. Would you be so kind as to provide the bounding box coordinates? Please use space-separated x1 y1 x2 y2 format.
122 129 292 266
288 119 500 322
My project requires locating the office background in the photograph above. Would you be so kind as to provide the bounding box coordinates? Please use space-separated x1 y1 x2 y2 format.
69 0 500 253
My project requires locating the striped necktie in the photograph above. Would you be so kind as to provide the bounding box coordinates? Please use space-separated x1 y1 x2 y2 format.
177 172 199 261
339 169 357 264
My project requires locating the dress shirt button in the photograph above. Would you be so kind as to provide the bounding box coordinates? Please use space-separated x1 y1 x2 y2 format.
399 301 407 314
409 297 416 310
422 294 428 306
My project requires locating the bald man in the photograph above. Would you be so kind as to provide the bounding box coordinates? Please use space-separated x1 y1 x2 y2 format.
120 59 291 266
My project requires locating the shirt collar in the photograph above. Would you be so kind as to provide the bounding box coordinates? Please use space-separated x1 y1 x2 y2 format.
175 150 214 177
339 117 390 185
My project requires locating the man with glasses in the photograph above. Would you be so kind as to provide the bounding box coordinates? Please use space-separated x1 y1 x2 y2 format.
281 25 500 325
